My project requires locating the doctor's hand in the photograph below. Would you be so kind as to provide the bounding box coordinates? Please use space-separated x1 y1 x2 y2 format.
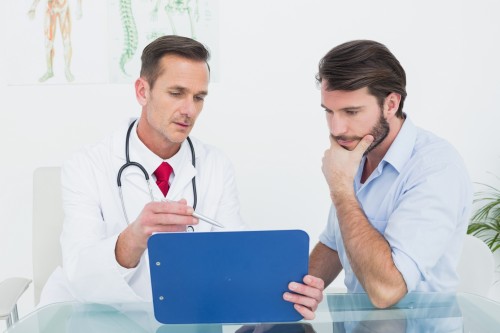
283 275 324 320
322 134 373 202
115 199 198 268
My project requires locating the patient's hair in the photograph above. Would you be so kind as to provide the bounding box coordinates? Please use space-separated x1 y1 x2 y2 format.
317 40 407 118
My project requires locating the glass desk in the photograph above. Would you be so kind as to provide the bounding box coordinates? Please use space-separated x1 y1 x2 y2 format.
4 292 500 333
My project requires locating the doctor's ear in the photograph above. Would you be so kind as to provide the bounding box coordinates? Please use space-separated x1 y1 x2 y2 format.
135 78 150 106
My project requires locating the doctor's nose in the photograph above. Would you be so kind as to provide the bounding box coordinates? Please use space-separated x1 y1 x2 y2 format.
180 98 197 117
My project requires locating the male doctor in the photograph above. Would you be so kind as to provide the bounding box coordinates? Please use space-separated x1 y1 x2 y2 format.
39 35 248 304
41 35 321 318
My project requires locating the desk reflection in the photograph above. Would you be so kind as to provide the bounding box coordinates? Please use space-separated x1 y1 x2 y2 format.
235 323 315 333
328 293 463 333
7 293 500 333
54 294 465 333
332 317 463 333
64 303 156 333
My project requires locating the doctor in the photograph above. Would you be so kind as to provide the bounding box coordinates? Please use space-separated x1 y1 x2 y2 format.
41 35 323 320
40 35 247 304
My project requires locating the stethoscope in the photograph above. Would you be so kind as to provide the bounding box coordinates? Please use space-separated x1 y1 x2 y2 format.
117 119 197 226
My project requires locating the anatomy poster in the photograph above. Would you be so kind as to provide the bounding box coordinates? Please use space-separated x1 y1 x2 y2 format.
8 0 219 85
108 0 219 83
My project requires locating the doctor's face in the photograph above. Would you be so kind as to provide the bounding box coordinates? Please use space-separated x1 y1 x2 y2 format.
136 54 209 149
321 85 390 153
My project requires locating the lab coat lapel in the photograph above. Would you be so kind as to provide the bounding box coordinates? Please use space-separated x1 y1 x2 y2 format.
111 119 155 222
111 118 153 195
167 157 196 200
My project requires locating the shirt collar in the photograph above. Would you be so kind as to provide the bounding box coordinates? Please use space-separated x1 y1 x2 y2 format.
354 115 417 190
382 115 417 173
129 120 190 178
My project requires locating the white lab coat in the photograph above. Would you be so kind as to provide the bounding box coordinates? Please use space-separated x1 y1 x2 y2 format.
40 119 245 305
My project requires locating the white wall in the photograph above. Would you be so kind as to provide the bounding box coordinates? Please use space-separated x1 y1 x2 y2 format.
1 0 500 323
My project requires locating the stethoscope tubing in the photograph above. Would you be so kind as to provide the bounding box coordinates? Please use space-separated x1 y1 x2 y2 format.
117 119 197 225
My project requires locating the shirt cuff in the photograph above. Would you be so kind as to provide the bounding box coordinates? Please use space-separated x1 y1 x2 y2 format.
319 232 337 251
391 247 422 292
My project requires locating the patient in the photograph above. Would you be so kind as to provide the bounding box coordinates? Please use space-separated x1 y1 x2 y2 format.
283 40 472 313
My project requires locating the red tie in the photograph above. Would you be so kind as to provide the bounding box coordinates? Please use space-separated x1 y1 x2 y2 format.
154 162 173 197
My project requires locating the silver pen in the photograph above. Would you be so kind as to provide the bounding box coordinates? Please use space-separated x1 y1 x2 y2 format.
161 199 225 229
192 211 225 229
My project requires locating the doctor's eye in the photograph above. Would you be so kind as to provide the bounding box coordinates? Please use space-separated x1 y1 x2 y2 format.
169 91 182 97
194 95 206 102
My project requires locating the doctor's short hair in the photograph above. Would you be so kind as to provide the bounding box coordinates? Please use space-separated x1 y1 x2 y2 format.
316 40 407 119
140 35 211 88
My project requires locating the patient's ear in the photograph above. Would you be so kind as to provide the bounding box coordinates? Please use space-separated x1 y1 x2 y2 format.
384 92 401 119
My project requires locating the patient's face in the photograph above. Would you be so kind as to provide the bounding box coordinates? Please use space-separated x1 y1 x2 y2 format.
321 85 389 153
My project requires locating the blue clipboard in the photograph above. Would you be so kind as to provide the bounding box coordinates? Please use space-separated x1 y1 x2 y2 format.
148 230 309 324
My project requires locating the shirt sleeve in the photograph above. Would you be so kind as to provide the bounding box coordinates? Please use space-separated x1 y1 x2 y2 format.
385 160 472 292
319 205 338 251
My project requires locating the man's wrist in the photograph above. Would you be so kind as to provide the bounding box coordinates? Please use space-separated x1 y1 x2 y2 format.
329 182 355 205
115 230 145 268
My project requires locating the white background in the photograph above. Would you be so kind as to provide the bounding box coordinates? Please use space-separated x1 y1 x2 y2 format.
1 0 500 324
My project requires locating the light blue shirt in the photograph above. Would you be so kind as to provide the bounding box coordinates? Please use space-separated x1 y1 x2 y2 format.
319 117 472 293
